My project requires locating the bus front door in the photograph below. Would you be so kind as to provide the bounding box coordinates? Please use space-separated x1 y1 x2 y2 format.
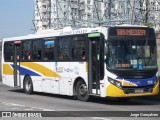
88 37 100 95
13 41 21 87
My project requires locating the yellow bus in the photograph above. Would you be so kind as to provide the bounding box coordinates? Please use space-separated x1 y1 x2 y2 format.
2 25 159 101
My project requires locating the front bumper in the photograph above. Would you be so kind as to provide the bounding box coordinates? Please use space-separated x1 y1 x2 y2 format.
106 81 159 97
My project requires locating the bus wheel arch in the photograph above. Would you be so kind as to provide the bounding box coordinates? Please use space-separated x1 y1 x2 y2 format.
73 77 89 101
73 77 85 95
23 75 33 94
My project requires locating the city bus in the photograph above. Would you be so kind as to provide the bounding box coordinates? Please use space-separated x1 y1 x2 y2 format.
1 25 159 101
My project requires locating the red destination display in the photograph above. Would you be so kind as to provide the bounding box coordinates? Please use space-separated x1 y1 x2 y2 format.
117 29 146 36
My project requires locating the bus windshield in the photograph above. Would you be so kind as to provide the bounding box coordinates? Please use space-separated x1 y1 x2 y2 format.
106 38 157 70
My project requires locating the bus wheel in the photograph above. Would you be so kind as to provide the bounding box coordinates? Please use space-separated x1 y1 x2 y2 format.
23 76 33 94
76 81 89 102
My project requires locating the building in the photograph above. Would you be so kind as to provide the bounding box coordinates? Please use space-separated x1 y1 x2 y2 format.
34 0 109 31
34 0 160 32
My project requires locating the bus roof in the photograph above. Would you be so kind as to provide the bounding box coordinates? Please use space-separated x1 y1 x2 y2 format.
3 26 107 41
114 24 148 28
2 25 150 41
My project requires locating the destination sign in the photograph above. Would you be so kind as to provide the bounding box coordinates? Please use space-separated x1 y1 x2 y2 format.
117 29 146 36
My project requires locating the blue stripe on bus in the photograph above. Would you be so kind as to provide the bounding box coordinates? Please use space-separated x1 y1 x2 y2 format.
116 76 157 87
11 64 41 76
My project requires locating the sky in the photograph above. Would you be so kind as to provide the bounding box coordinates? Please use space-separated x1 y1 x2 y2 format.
0 0 34 39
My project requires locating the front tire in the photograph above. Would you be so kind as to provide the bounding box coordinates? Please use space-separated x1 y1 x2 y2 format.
23 76 33 94
76 81 89 102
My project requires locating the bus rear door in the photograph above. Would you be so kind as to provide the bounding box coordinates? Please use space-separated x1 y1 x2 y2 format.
13 41 21 87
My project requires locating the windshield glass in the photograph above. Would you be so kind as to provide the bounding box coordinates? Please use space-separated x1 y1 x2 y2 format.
106 39 157 70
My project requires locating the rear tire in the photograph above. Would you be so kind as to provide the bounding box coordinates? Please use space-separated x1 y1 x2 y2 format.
76 81 89 102
23 76 33 94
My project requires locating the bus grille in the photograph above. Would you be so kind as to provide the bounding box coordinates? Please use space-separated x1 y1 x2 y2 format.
123 86 153 94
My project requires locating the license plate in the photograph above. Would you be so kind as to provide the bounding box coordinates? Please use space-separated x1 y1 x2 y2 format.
135 89 144 93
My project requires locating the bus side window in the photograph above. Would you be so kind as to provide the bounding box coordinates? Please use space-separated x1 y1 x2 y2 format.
57 37 70 61
22 41 32 61
4 42 14 61
32 39 42 60
72 49 85 60
37 50 41 60
81 49 85 60
44 40 55 61
58 50 64 60
72 35 86 61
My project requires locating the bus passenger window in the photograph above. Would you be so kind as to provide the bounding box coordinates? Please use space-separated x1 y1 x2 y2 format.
28 52 31 60
57 37 71 61
81 49 85 60
44 40 55 61
58 54 64 60
22 51 31 60
32 39 42 60
71 35 86 61
22 41 32 61
37 51 41 60
4 42 14 61
58 49 69 60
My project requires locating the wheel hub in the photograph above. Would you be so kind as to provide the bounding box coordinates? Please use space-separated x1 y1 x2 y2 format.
79 84 87 96
26 81 31 91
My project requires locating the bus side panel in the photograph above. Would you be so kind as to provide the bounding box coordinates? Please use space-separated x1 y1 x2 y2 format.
3 75 14 87
57 62 73 95
70 62 88 95
2 63 14 87
20 62 57 93
78 62 88 85
31 76 43 92
99 68 107 97
57 62 88 96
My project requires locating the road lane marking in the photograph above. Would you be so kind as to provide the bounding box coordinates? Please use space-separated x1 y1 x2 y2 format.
11 108 19 110
92 117 112 120
1 101 54 111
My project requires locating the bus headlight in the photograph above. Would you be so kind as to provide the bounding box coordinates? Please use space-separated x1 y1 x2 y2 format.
108 77 122 89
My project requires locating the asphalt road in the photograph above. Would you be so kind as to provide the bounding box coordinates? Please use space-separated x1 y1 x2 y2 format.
0 81 160 120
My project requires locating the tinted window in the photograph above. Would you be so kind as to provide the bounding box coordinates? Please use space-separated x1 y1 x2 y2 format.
57 37 70 61
22 41 32 61
44 40 55 60
32 40 42 60
4 42 14 61
71 35 86 60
